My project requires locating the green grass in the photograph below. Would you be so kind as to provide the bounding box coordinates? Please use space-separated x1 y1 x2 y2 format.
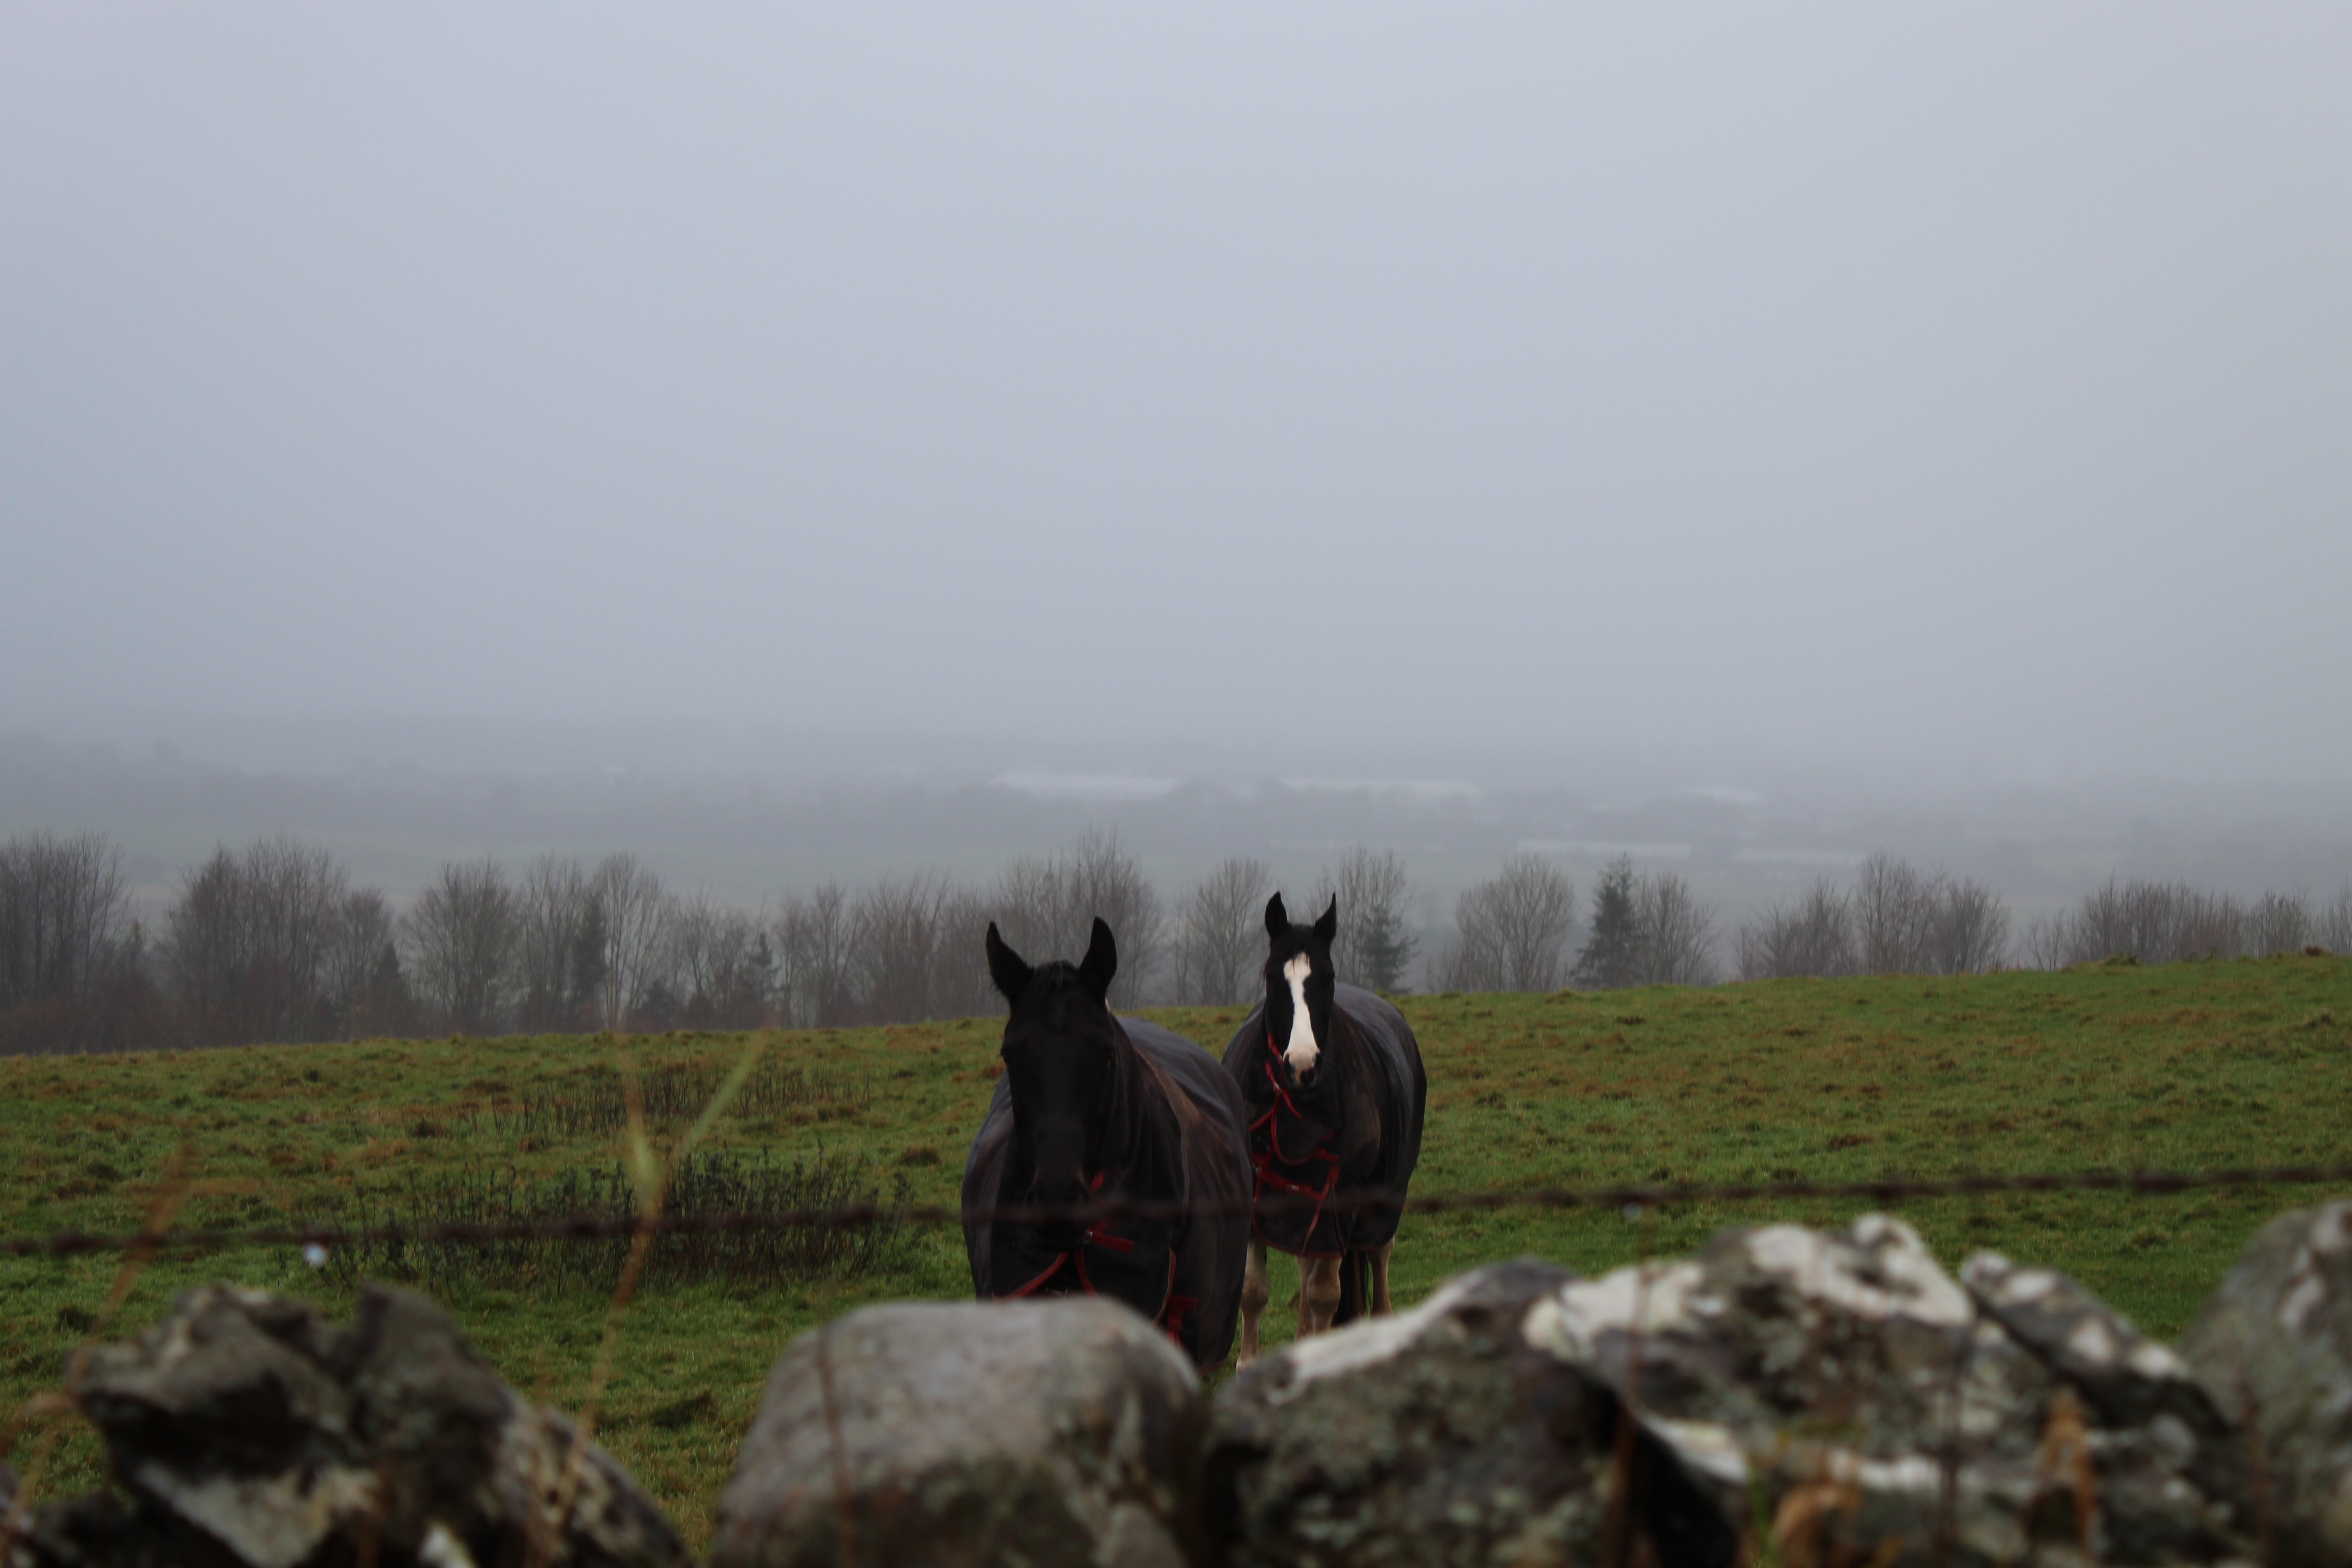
2 953 2346 1551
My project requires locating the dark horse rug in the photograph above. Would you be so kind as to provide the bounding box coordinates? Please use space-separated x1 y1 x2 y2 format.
964 1016 1254 1367
1222 982 1426 1263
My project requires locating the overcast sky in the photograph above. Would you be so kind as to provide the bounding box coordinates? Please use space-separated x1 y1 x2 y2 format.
4 6 2347 784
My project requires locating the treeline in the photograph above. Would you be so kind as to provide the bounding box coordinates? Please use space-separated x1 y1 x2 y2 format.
2022 878 2352 970
1735 853 2011 980
0 829 1411 1054
1436 855 1720 992
3 828 2348 1055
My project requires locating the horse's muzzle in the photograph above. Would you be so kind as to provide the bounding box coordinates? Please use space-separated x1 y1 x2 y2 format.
1027 1171 1090 1252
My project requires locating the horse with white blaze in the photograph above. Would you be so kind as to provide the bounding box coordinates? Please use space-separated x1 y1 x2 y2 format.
1223 892 1428 1364
961 917 1254 1368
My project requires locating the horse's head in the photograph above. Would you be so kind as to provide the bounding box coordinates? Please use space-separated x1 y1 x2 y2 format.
1262 891 1339 1089
987 916 1121 1242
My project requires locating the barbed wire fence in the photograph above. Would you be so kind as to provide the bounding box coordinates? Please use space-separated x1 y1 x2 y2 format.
7 1159 2352 1261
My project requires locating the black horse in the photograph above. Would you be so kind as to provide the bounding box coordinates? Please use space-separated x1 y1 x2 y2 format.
963 917 1254 1368
1221 892 1427 1363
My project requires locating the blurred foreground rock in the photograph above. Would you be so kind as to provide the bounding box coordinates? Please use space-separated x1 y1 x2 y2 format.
2181 1200 2352 1568
1210 1257 1735 1568
11 1205 2347 1568
1521 1215 2249 1568
1205 1219 2268 1568
707 1297 1205 1568
5 1283 685 1568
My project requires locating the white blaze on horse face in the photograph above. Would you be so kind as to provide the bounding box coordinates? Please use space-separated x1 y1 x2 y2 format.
1282 954 1319 1073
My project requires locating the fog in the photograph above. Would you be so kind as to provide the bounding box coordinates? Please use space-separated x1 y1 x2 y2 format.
5 7 2349 798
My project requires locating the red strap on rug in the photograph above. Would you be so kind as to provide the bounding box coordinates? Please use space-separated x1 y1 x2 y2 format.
997 1169 1139 1303
1251 1032 1339 1245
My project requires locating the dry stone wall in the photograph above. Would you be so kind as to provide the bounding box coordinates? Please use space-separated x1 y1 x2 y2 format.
6 1203 2351 1568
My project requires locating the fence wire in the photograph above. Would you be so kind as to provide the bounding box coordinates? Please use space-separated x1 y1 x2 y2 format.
7 1160 2350 1261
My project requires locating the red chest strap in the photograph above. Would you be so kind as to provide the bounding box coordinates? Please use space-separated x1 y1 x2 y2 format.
996 1175 1196 1349
1249 1031 1340 1237
1253 1033 1338 1169
1000 1168 1143 1302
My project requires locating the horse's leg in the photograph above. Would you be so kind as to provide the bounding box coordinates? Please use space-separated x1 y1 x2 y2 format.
1298 1254 1343 1338
1238 1238 1270 1367
1370 1240 1396 1315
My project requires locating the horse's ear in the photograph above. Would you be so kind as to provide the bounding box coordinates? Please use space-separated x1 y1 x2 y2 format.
1264 892 1290 939
1078 916 1117 1001
1313 895 1338 947
985 922 1033 1002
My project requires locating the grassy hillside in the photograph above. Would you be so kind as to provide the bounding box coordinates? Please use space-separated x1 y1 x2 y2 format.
2 953 2346 1550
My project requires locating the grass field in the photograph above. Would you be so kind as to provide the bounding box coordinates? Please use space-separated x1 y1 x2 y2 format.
2 953 2347 1551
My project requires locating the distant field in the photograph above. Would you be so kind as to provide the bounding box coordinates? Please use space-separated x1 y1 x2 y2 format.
3 954 2346 1551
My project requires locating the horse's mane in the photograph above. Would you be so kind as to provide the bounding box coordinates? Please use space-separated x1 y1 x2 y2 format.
1104 1012 1185 1195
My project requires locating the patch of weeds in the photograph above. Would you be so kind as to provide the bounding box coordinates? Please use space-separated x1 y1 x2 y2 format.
309 1146 915 1298
455 1058 871 1143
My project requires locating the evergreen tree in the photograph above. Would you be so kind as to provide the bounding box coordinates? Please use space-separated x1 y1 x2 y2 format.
1352 899 1416 994
1573 856 1642 990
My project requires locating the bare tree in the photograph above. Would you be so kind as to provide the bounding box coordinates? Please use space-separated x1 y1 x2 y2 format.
1736 879 1857 980
321 890 393 1014
2063 879 2245 966
402 858 519 1035
774 883 856 1028
986 829 1163 1008
2028 878 2249 968
0 831 133 1009
1312 847 1418 993
853 873 956 1025
1440 855 1576 993
166 836 352 1045
589 853 672 1031
1853 853 1942 975
930 884 997 1021
1632 872 1719 986
514 855 598 1031
2173 886 2246 961
1925 875 2011 974
317 888 418 1039
1826 854 2010 976
2245 891 2312 958
2318 885 2352 957
986 854 1065 962
2020 910 2077 971
1170 857 1272 1005
0 830 162 1054
668 893 776 1029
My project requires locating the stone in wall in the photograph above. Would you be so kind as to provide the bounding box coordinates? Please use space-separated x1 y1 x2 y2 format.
5 1283 685 1568
2180 1200 2352 1568
1208 1257 1737 1568
707 1297 1206 1568
1521 1214 2250 1568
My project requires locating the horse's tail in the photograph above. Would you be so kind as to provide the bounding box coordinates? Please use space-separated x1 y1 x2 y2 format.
1333 1247 1368 1328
